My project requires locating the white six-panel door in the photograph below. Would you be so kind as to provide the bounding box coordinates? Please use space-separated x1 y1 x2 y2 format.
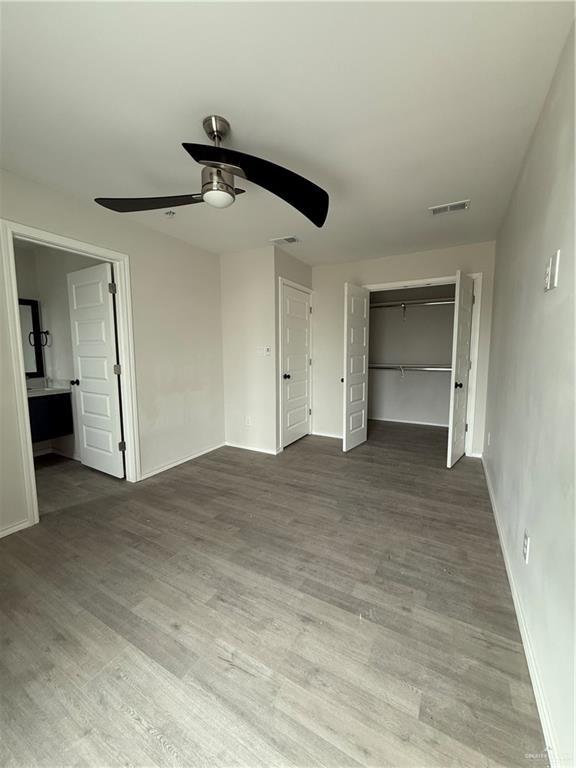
281 282 311 448
447 270 474 468
343 283 370 452
67 263 124 478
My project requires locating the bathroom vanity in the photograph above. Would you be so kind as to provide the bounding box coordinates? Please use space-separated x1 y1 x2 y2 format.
27 389 73 443
20 296 74 443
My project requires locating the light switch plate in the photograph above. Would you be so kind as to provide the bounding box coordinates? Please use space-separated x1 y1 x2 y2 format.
550 250 560 289
545 250 560 292
523 530 530 564
544 257 552 291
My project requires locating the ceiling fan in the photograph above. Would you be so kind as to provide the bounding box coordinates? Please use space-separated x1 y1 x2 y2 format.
95 116 329 227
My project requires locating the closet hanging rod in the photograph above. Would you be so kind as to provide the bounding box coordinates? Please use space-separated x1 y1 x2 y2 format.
369 364 452 372
370 298 454 309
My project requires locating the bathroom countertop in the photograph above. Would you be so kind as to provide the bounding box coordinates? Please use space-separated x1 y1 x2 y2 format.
27 387 71 399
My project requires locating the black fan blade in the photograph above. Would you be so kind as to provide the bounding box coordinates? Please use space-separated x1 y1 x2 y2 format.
95 193 204 212
182 144 329 227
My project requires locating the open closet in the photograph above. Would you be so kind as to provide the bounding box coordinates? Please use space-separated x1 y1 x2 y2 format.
368 284 455 429
342 271 475 467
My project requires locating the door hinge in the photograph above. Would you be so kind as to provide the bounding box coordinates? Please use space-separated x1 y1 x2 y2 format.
309 358 312 366
469 360 472 370
118 440 126 451
113 363 121 375
108 282 117 294
472 294 475 304
465 424 468 433
309 408 312 415
309 306 313 314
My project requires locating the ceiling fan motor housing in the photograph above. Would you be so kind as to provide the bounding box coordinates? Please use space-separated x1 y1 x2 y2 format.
201 166 235 207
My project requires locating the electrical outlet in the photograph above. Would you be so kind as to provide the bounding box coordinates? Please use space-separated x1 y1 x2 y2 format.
523 530 530 564
244 416 252 427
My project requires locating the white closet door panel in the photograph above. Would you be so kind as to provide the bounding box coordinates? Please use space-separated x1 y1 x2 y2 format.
281 284 311 447
343 283 370 452
447 271 474 468
67 263 124 478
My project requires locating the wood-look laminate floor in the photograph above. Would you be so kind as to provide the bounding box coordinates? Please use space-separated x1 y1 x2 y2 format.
1 422 546 768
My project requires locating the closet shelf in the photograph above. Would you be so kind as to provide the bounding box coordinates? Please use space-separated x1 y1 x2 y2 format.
369 364 452 372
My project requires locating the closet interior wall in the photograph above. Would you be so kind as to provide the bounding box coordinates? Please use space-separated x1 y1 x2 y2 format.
368 284 455 427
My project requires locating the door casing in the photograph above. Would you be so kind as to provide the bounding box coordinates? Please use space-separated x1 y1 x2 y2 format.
0 219 141 535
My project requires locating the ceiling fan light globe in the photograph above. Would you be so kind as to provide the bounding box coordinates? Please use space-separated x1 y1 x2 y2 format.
203 189 235 208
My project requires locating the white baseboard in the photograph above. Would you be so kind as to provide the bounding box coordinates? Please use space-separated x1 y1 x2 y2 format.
225 442 281 455
369 417 449 428
311 431 342 439
482 458 560 768
52 448 80 462
466 451 483 459
139 442 226 480
32 447 54 458
0 517 35 539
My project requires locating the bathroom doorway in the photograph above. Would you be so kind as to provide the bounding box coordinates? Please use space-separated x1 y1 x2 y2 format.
2 221 140 526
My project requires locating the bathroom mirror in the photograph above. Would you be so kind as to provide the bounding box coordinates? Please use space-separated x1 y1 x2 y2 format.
19 299 45 378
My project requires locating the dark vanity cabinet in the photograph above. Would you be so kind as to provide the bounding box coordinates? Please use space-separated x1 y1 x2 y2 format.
28 393 73 443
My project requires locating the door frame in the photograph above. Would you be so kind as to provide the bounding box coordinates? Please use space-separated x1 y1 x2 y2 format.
362 273 482 457
278 277 313 451
0 219 141 528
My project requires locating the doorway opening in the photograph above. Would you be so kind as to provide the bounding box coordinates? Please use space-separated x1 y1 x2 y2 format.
1 220 140 531
342 272 480 467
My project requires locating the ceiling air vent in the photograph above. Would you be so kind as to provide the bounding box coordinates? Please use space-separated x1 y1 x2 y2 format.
270 235 300 245
429 199 471 216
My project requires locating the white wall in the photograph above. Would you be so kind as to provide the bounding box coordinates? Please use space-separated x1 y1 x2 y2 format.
14 247 39 298
483 29 574 767
15 242 96 387
221 247 276 453
1 168 225 534
311 241 494 452
220 245 312 454
13 242 97 460
274 246 312 291
369 301 454 426
32 245 96 386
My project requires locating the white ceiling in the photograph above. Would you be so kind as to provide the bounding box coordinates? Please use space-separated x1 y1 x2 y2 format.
1 2 573 265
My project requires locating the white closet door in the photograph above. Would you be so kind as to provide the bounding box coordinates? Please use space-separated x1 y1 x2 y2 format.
67 263 124 478
281 283 311 447
343 283 370 452
447 270 474 468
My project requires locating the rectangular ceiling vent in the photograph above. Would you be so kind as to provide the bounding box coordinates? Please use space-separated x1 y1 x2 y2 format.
270 235 300 245
429 199 471 216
